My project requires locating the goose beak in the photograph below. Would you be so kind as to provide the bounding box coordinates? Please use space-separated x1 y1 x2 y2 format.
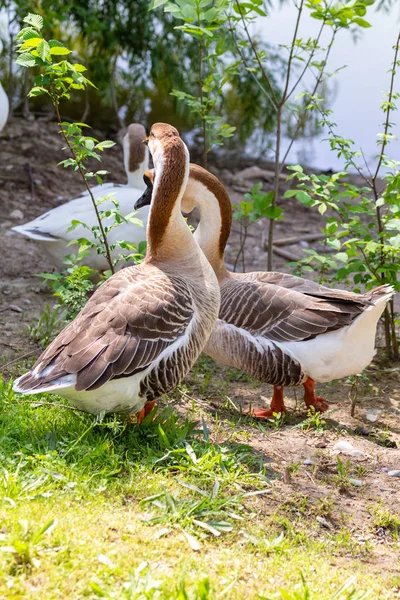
134 173 153 209
143 137 149 146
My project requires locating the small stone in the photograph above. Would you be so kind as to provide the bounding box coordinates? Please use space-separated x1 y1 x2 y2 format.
2 289 10 295
300 241 309 248
388 470 400 477
366 409 381 423
354 426 370 437
23 299 31 305
303 458 314 466
316 516 332 529
380 487 395 492
349 478 365 487
315 441 327 448
9 304 23 313
333 440 364 457
9 209 24 220
236 165 271 181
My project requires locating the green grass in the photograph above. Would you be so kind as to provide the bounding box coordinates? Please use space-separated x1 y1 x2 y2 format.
0 374 397 599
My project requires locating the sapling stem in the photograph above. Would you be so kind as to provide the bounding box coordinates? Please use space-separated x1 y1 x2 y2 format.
53 98 115 274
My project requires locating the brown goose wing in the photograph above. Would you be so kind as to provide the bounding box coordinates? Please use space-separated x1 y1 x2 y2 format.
18 268 194 392
219 276 367 343
245 271 382 307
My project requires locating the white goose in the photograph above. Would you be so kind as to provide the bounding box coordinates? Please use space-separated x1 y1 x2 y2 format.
137 164 394 417
12 123 150 271
0 39 9 132
13 124 220 422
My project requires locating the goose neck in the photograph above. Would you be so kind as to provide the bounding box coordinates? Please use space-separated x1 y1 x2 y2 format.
185 166 232 281
145 140 195 264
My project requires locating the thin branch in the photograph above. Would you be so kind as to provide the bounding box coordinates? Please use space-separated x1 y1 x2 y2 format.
53 99 114 274
286 18 326 101
303 98 373 190
110 53 124 129
372 31 400 182
227 17 277 111
14 399 87 414
280 0 305 106
359 147 374 182
199 35 207 168
0 350 37 372
234 0 278 108
279 28 338 170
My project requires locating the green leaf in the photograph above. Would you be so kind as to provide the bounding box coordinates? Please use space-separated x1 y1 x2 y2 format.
334 252 348 263
352 17 371 28
150 0 169 8
49 40 71 55
283 190 298 198
20 37 43 49
74 64 87 72
23 13 43 30
96 140 116 150
15 53 37 68
264 206 283 220
28 86 48 97
37 40 50 61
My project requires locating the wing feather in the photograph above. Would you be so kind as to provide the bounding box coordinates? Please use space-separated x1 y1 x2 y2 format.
19 267 194 393
219 275 369 343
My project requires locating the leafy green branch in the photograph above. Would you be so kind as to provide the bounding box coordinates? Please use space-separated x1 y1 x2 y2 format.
15 13 116 274
284 31 400 359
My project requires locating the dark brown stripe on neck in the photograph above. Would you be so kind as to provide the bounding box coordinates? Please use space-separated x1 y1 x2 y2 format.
147 138 187 254
128 125 146 173
189 164 232 256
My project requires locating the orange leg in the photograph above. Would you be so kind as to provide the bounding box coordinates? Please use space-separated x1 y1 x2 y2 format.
247 385 286 419
135 400 157 424
302 378 329 412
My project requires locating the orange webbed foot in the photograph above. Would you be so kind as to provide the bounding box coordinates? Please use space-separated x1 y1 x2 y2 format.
246 386 286 420
303 378 329 413
247 407 285 420
135 400 157 424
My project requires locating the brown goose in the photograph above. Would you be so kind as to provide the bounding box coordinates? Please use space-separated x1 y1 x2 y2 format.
13 125 220 421
136 165 394 417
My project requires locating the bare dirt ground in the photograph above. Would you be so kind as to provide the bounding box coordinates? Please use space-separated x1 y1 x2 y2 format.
1 117 400 586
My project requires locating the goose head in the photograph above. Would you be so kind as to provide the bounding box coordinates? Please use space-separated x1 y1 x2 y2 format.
122 123 149 188
144 122 182 168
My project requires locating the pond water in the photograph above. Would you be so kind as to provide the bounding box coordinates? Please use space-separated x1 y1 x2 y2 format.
253 5 400 172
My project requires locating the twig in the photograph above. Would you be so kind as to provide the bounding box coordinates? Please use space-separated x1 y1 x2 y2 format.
274 232 326 246
286 19 326 101
280 0 306 105
304 469 317 486
226 395 241 413
14 399 87 414
0 350 37 371
25 163 35 201
227 15 276 111
272 246 301 261
53 98 114 274
372 31 400 182
234 0 278 108
110 52 124 129
280 28 338 170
